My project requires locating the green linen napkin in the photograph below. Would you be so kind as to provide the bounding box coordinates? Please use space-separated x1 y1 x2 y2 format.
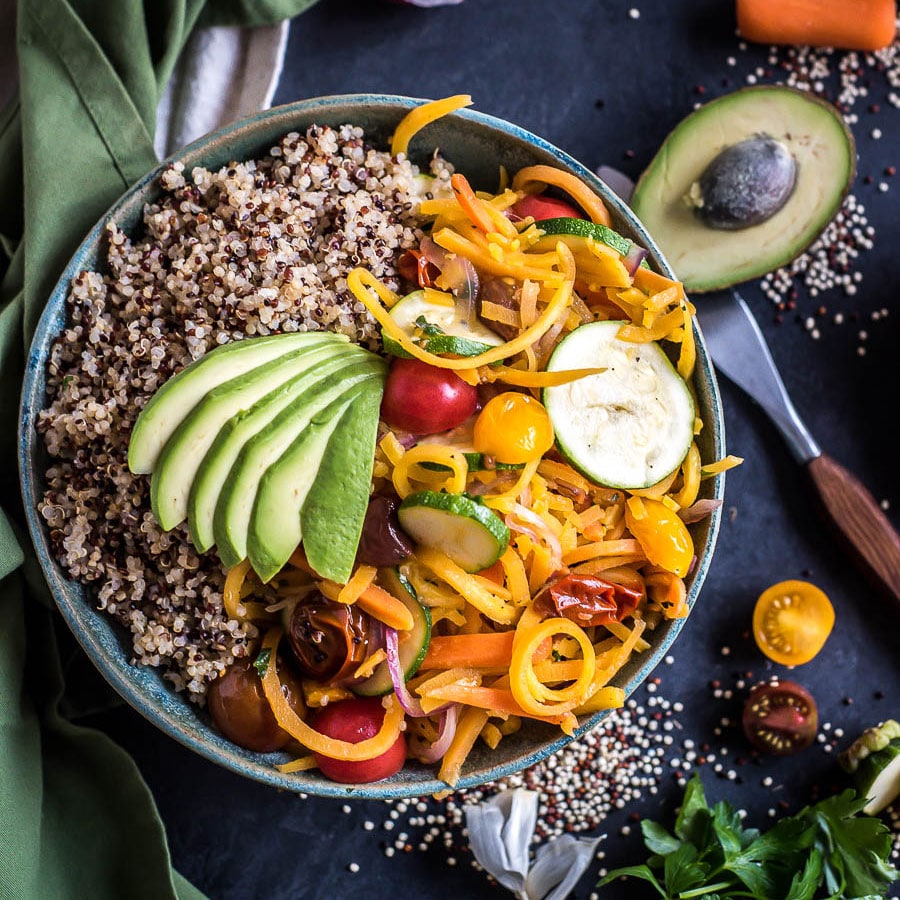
0 2 316 897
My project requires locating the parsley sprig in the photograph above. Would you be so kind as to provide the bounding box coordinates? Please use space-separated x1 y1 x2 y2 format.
598 773 899 899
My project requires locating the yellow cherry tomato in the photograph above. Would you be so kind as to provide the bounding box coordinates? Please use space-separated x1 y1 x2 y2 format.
752 579 834 666
624 497 694 577
473 392 554 464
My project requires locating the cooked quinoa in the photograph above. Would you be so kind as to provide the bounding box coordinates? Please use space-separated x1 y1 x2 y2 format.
37 123 452 700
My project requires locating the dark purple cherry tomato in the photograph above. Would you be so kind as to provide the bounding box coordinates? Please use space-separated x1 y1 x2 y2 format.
310 697 407 784
356 492 413 566
207 657 303 753
380 358 477 435
508 194 585 222
741 679 818 755
287 593 372 683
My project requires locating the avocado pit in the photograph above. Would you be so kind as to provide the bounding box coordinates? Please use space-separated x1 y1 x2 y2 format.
689 135 797 230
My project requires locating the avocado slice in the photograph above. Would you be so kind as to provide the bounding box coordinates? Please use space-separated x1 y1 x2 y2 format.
631 86 855 293
246 381 375 583
299 386 384 583
128 331 347 474
150 341 349 531
213 360 385 569
187 347 376 553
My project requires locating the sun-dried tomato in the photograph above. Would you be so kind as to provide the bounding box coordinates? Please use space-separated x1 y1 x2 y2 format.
397 249 440 288
533 573 643 626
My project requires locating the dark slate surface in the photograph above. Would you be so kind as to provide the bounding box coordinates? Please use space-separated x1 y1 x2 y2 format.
87 1 900 897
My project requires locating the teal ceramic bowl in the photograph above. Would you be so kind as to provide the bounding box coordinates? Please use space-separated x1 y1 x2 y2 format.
19 94 725 799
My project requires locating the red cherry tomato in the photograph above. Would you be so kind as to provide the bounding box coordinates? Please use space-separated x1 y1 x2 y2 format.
381 357 478 435
508 194 585 222
310 697 407 783
741 680 818 755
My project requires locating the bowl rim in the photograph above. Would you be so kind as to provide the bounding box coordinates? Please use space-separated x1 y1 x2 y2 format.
18 92 725 799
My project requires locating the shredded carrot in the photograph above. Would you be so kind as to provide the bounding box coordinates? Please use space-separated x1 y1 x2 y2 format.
421 631 516 670
438 706 490 787
391 94 473 157
736 0 896 51
356 583 415 631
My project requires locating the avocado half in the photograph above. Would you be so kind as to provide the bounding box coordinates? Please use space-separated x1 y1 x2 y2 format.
631 86 856 293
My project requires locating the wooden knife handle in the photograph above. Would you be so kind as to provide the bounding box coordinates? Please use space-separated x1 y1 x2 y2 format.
806 452 900 601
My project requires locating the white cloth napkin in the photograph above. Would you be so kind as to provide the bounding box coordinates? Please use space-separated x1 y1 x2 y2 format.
154 20 289 159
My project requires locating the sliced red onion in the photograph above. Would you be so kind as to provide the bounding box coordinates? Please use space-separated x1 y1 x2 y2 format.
623 243 648 277
679 498 724 524
441 254 480 328
419 235 447 270
385 627 449 718
410 703 460 763
506 503 563 569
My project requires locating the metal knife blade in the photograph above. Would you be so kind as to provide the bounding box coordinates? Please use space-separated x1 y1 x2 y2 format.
695 289 820 464
695 288 900 601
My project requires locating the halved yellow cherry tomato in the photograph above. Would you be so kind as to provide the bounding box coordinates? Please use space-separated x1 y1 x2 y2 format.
473 392 554 464
624 497 694 577
752 579 834 666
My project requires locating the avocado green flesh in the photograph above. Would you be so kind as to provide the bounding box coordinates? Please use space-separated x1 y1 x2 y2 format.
631 86 855 293
213 363 383 568
352 569 431 697
128 331 346 474
187 349 375 552
150 342 347 531
543 321 695 490
246 386 365 584
398 491 510 573
300 385 386 583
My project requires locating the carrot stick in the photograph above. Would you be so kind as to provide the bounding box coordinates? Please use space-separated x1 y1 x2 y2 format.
736 0 896 51
450 173 510 236
356 584 415 632
421 631 516 669
425 683 570 726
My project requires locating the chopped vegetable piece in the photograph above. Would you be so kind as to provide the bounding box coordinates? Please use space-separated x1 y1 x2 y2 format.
533 573 642 626
736 0 896 51
473 392 555 465
839 719 900 814
399 491 510 573
742 679 818 755
752 578 834 666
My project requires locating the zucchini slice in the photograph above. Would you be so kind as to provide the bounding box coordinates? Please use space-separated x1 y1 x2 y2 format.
543 321 695 490
531 216 641 259
352 568 431 697
398 490 510 572
382 289 504 358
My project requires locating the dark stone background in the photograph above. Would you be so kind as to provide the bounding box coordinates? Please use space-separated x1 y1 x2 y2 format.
87 1 900 897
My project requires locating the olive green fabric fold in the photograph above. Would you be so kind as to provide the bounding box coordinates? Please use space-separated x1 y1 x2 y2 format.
0 1 317 897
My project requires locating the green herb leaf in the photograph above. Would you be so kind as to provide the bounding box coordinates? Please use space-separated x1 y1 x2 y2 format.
597 864 667 898
414 315 445 337
253 647 272 678
662 844 708 896
599 775 900 900
641 820 683 856
674 773 713 848
783 848 823 900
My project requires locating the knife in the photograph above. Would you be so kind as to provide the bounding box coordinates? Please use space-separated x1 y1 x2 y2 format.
696 288 900 602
